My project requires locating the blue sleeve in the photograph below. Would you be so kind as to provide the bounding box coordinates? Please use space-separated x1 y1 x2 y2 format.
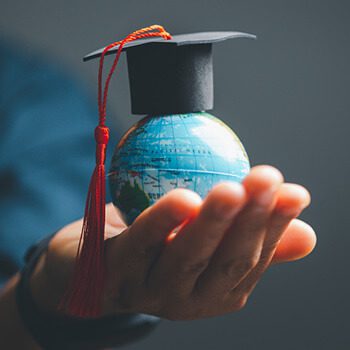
0 44 97 269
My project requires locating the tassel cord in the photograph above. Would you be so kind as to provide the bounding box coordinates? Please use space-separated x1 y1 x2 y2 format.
60 25 172 317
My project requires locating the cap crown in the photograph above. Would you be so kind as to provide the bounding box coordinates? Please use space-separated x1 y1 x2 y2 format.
84 31 256 115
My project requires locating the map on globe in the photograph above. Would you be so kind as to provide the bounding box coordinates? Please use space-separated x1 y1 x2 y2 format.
109 112 250 224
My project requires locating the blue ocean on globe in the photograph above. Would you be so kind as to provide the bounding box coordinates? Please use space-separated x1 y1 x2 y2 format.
109 112 250 224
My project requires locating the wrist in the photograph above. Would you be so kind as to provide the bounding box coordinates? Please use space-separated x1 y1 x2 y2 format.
16 234 161 349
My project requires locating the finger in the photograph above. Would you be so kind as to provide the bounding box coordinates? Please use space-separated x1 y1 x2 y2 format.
264 183 311 262
272 219 316 263
194 165 283 298
228 183 311 300
105 189 202 284
147 182 246 295
251 183 311 266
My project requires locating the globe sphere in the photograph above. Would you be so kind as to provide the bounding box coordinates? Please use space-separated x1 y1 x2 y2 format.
109 112 250 225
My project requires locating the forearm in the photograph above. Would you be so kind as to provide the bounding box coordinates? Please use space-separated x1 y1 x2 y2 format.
0 275 40 350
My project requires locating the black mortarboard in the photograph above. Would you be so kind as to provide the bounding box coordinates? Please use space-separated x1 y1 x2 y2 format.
84 31 256 115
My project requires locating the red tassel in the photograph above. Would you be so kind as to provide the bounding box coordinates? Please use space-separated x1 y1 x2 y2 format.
59 126 109 317
60 25 172 318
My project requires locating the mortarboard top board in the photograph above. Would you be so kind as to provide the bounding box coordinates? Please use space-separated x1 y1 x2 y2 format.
84 31 256 115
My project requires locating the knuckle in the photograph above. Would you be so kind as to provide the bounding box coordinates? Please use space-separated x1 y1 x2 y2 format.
177 259 210 275
244 217 266 232
222 255 259 278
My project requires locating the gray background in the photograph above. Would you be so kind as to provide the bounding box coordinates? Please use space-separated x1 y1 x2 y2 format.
1 0 349 349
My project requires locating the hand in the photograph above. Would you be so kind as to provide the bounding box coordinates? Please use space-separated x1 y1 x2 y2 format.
32 165 316 320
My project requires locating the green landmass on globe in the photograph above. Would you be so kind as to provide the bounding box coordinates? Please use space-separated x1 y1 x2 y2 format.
109 112 250 224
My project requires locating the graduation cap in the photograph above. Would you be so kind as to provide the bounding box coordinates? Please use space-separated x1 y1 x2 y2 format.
84 31 256 115
62 26 256 318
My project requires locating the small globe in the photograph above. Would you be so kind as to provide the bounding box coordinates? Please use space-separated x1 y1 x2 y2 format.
109 112 250 225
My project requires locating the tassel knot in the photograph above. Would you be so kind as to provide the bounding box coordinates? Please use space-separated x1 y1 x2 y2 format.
95 125 110 144
95 126 109 165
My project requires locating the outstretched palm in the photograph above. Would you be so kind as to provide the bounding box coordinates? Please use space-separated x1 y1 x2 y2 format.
38 165 316 320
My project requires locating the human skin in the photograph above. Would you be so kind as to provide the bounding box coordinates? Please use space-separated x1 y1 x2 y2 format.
0 165 316 349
